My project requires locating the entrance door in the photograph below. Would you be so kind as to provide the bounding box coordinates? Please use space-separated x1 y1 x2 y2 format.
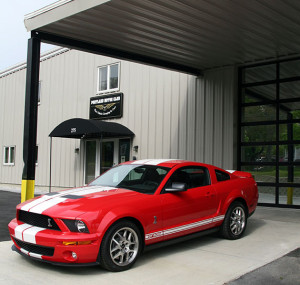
101 141 116 174
85 141 97 184
85 138 131 184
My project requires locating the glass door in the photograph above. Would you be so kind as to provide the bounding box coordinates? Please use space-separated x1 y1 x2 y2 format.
119 138 130 163
85 140 97 184
85 138 131 184
101 141 115 174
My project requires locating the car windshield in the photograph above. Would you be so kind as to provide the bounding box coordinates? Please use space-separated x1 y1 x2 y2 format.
89 164 170 194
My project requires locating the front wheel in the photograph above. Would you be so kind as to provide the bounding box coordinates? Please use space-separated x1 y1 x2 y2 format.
99 220 142 272
220 201 247 240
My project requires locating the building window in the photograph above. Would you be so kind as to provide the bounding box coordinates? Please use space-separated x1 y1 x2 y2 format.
239 59 300 208
97 63 120 93
3 146 15 165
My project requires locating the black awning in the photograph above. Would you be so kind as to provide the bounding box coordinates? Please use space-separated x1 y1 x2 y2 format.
49 118 134 139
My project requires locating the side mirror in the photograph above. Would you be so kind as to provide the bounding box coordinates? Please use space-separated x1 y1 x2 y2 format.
165 182 187 192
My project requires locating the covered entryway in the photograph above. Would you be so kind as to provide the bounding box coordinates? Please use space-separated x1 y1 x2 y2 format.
21 0 300 208
49 118 134 185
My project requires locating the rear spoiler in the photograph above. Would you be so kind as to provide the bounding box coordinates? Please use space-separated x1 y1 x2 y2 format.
226 170 253 178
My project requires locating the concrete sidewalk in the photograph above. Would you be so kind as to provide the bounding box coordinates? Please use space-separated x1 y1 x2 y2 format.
1 194 300 285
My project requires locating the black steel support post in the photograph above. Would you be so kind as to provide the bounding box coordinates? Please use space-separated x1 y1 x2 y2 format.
21 36 41 202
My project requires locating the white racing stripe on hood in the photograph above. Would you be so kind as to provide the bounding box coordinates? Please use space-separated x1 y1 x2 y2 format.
22 185 111 212
29 197 68 214
21 194 56 211
26 186 115 214
15 224 32 241
23 226 45 244
71 186 116 196
21 186 99 212
20 187 81 211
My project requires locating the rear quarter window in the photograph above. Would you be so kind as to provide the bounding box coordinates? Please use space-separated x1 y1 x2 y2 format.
215 170 231 182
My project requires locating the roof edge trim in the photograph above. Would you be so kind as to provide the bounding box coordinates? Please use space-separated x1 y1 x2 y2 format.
24 0 111 32
24 0 74 20
0 48 70 78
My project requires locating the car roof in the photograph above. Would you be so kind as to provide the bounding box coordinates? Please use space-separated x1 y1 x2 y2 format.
123 159 210 168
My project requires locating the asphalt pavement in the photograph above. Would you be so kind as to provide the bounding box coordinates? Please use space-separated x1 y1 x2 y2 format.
228 248 300 285
0 191 22 241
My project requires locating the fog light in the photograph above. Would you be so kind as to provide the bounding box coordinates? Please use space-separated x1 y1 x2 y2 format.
63 250 78 262
72 252 77 260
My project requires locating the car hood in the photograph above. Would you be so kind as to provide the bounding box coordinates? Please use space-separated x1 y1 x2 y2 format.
18 185 142 219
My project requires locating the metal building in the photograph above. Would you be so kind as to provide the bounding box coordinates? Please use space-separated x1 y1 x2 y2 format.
1 0 300 208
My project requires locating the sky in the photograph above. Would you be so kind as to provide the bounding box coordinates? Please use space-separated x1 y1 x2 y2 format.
0 0 58 71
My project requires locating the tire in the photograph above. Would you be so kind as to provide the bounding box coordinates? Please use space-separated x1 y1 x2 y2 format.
220 201 248 240
99 220 142 272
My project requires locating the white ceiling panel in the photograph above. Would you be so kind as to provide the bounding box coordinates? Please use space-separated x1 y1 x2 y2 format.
25 0 300 74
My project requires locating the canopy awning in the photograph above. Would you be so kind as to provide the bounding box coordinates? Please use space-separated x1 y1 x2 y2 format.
49 118 134 139
25 0 300 75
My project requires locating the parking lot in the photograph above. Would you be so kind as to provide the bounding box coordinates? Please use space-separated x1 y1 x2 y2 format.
0 190 299 285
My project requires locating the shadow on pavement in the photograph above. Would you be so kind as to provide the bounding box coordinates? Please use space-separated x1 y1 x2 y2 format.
227 248 300 285
0 191 21 241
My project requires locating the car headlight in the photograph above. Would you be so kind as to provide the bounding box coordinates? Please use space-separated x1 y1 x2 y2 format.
76 220 87 233
62 219 89 233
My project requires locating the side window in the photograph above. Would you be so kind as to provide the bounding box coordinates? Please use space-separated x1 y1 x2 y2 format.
165 166 210 189
97 63 120 93
3 146 15 166
215 170 231 182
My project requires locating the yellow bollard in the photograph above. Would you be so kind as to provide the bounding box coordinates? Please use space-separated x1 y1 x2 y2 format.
287 187 294 205
21 180 35 202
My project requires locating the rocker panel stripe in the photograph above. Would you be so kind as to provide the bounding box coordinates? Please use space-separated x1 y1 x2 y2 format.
145 215 225 240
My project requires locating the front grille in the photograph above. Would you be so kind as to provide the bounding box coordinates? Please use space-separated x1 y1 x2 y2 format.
18 210 60 231
13 237 54 257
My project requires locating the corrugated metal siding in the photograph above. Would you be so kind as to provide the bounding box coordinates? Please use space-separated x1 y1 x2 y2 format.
0 68 26 185
195 67 237 169
0 50 237 189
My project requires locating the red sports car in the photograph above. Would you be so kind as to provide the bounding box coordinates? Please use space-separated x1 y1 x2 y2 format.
8 159 258 271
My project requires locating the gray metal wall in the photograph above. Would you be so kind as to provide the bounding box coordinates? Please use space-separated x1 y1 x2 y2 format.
0 49 237 191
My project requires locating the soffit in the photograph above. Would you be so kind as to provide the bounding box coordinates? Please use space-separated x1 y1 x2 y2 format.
25 0 300 73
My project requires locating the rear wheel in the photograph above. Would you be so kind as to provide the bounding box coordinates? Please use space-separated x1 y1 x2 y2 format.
99 220 141 272
221 201 247 240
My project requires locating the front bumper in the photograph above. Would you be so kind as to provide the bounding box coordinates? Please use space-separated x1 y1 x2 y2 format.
8 218 102 265
12 245 99 267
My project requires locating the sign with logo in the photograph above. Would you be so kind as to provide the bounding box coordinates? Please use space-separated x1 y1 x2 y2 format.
89 93 123 120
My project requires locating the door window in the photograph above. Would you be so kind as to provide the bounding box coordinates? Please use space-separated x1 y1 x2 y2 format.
85 138 131 183
165 166 210 190
119 139 130 163
85 141 96 184
101 141 114 174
